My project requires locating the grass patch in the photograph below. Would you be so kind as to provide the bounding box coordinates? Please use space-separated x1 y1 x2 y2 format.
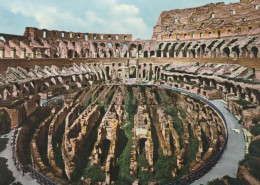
114 86 137 185
179 124 198 176
250 124 260 136
233 99 251 107
165 105 184 149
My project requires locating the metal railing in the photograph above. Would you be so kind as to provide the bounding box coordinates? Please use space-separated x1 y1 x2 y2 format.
11 128 57 185
41 95 64 107
160 85 229 185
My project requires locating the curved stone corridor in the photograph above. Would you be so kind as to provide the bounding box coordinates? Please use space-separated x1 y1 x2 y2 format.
160 85 246 185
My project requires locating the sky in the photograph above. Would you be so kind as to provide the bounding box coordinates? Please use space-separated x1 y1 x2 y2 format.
0 0 239 39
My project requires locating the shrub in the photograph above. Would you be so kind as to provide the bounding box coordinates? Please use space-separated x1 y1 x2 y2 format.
233 99 251 107
250 124 260 136
207 178 225 185
249 139 260 158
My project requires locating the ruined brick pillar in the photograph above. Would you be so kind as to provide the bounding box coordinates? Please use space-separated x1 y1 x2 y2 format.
0 47 5 58
11 48 16 58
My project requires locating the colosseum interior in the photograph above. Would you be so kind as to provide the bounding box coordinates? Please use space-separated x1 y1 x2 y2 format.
0 0 260 185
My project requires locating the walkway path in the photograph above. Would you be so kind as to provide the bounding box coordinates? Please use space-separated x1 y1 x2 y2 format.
0 130 38 185
161 85 246 185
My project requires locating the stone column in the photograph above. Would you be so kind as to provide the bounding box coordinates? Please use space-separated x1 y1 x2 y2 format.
11 48 16 58
123 63 126 83
148 52 150 58
166 51 170 58
21 48 26 58
0 47 5 58
161 51 163 58
127 51 130 58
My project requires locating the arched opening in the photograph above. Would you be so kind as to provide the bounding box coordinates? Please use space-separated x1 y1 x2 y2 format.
0 36 6 43
223 47 230 58
190 50 196 58
68 50 74 59
109 50 113 58
0 109 11 134
130 44 137 58
139 138 147 155
157 50 161 57
150 51 155 57
251 47 258 58
101 139 111 164
144 51 148 58
138 44 143 57
117 69 122 78
232 46 240 58
106 66 110 79
143 69 146 78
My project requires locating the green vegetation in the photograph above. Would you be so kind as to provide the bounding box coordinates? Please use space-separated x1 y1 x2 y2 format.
250 124 260 136
83 164 105 183
179 124 198 176
151 123 176 184
79 88 115 183
239 154 260 181
165 105 184 149
207 178 226 185
178 105 186 118
137 153 152 184
203 86 215 91
252 117 260 125
249 139 260 158
233 99 251 107
222 175 243 185
74 106 106 183
114 86 137 184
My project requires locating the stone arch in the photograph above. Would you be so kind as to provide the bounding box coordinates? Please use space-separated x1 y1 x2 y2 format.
68 50 74 59
105 66 110 79
0 36 6 43
150 51 155 57
157 50 161 57
138 44 143 57
139 138 147 154
252 89 260 105
0 109 11 133
245 87 253 102
190 50 196 58
130 44 137 58
251 47 258 58
143 69 146 78
232 46 240 58
144 51 148 58
117 69 122 78
223 47 230 58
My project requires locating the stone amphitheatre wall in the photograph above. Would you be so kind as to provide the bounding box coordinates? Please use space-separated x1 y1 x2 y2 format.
153 0 260 40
